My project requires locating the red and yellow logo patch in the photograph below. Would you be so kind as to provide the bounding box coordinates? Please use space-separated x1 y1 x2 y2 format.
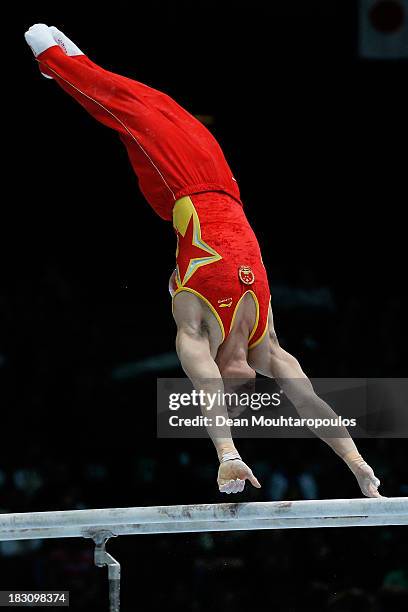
238 265 255 285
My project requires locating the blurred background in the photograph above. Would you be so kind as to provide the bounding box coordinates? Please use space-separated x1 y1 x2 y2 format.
2 1 407 610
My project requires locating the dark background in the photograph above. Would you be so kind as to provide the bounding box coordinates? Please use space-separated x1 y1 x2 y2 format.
1 1 407 610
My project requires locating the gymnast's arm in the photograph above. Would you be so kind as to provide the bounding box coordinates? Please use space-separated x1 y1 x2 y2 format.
169 272 261 494
248 309 382 497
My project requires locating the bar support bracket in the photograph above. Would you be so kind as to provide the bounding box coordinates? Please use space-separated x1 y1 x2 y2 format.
93 531 120 612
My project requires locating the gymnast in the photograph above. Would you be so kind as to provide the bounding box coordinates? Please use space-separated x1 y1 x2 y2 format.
25 24 382 497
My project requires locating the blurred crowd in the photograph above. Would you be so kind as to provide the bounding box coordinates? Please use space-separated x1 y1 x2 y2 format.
1 260 407 611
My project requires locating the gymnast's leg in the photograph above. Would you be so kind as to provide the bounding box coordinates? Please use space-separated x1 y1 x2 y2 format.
24 24 182 150
248 306 382 498
25 23 230 217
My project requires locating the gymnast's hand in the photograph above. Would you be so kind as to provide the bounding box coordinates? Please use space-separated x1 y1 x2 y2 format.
218 459 261 494
352 461 382 498
344 451 382 497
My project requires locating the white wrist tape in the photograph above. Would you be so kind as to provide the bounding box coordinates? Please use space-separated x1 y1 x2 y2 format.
220 451 241 463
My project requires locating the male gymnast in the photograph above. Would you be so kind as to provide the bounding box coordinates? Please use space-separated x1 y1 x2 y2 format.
25 24 382 497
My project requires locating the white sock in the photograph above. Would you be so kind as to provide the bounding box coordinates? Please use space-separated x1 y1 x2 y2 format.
24 24 57 57
49 26 84 57
24 24 56 78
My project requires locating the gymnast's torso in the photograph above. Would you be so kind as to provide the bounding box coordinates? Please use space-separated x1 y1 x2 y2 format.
171 192 270 348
